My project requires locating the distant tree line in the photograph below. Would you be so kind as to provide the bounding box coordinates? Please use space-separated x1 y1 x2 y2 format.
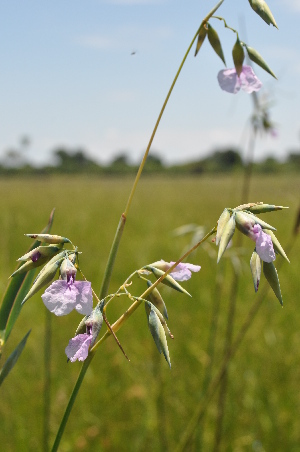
0 146 299 176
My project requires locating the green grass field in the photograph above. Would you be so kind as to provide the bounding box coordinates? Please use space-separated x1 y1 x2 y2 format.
0 175 299 451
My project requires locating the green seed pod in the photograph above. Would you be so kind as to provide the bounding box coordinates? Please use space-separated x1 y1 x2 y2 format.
146 280 168 320
263 261 283 306
145 301 173 339
216 208 231 246
250 250 261 292
232 37 244 76
17 244 64 262
217 214 236 263
10 256 50 277
243 211 276 231
25 234 71 245
207 23 226 65
22 257 64 305
263 229 290 263
245 45 277 79
33 251 67 284
247 204 288 214
147 305 171 368
248 0 278 29
195 23 207 57
145 266 191 297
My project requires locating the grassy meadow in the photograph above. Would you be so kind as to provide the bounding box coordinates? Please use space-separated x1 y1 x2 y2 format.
0 174 299 451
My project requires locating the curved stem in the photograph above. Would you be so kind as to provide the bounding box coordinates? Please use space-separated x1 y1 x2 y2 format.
98 1 225 300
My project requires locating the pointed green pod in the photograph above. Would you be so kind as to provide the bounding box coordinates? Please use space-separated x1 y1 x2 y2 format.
148 307 171 368
10 256 50 277
145 266 191 297
25 234 72 245
248 0 278 29
195 23 207 57
32 251 67 284
263 229 290 263
21 257 64 305
247 204 288 214
263 261 283 305
245 45 277 79
146 280 168 319
17 244 64 262
217 214 236 263
216 208 231 246
250 250 261 292
243 211 276 231
207 23 226 65
232 37 245 76
145 301 173 339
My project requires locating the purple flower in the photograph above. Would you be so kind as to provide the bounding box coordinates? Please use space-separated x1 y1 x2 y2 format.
65 303 104 362
65 333 93 362
41 279 93 316
152 260 201 282
252 224 276 263
218 65 262 94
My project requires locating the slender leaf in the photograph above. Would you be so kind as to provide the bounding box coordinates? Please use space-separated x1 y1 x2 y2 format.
0 330 31 387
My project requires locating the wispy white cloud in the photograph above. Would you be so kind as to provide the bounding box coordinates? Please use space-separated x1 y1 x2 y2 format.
77 35 114 50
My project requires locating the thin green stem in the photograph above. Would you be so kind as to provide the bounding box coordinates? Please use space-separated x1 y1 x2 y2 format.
51 355 93 452
98 0 225 301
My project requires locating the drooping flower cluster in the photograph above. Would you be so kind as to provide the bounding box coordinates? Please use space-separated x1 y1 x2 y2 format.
216 202 289 304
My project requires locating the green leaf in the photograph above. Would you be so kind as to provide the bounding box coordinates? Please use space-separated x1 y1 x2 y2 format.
232 38 244 76
0 209 55 349
194 23 207 57
263 261 283 305
207 23 226 65
148 308 171 368
245 45 277 79
248 0 278 29
0 330 31 387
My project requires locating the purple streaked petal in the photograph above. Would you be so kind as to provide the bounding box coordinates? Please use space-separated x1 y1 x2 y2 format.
239 66 262 93
65 333 93 362
217 68 241 94
41 280 93 316
255 229 276 263
169 262 201 281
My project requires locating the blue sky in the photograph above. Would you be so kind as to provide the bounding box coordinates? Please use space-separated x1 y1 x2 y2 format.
1 0 300 166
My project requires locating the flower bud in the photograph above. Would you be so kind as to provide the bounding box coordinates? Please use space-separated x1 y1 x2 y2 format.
250 250 261 292
217 214 236 263
60 258 77 282
17 244 64 262
146 280 168 319
216 208 231 246
232 37 244 76
25 234 71 244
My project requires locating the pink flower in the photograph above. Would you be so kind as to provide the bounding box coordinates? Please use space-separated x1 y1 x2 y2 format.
65 333 93 362
252 224 276 263
41 279 93 316
151 260 201 281
217 65 262 94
